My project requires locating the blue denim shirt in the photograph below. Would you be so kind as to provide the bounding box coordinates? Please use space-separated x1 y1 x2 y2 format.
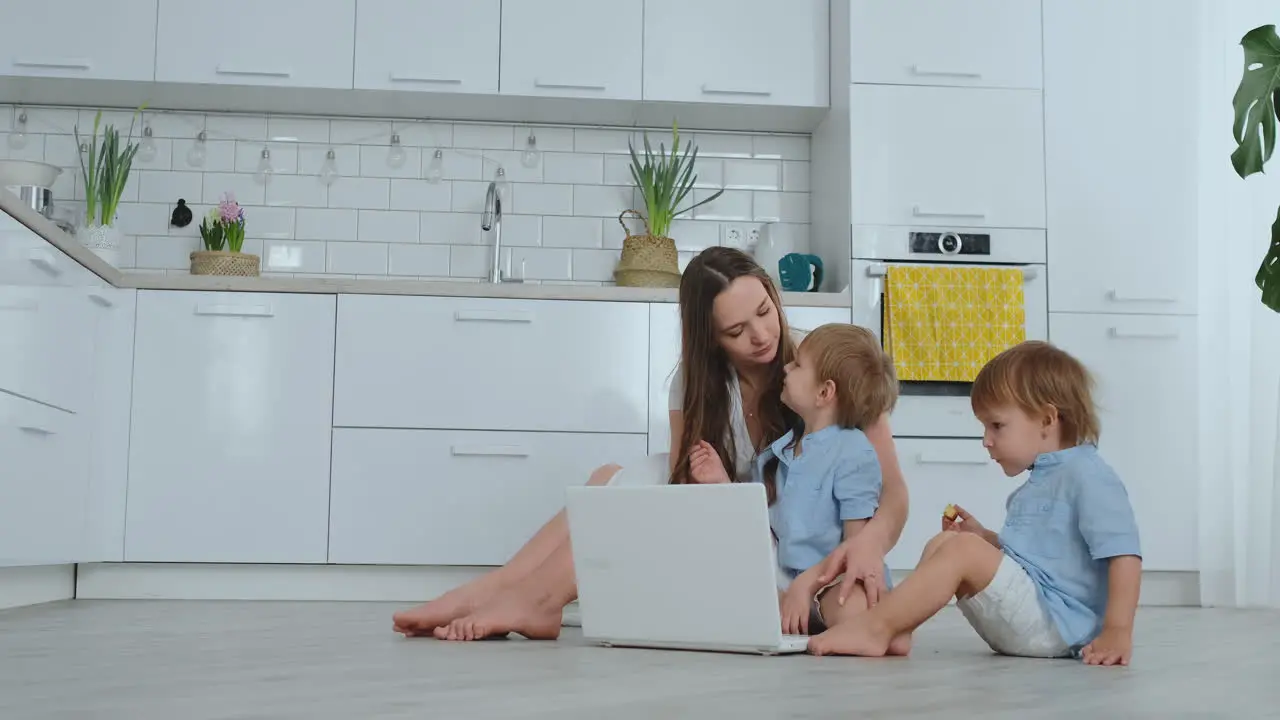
753 425 882 575
999 444 1142 651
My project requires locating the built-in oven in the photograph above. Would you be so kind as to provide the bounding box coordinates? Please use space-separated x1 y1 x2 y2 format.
851 226 1048 439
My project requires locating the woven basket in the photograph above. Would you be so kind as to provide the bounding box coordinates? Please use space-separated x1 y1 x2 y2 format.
614 209 681 288
190 251 261 277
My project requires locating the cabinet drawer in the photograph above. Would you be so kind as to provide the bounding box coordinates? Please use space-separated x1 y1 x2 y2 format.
156 0 357 89
354 0 500 94
884 438 1018 571
850 0 1042 89
328 428 649 565
500 0 643 100
334 295 649 433
0 393 84 566
850 85 1045 229
0 0 157 81
1049 312 1197 570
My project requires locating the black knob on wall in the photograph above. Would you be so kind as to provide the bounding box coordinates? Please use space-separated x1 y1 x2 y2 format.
171 198 193 228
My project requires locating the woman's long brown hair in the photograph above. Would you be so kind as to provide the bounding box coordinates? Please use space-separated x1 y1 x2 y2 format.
670 247 798 485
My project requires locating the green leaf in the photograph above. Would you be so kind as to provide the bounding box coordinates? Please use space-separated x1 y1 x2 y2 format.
1232 25 1280 179
1256 203 1280 312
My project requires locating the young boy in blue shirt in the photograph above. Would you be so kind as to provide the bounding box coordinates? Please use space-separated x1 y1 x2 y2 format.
807 340 1142 666
691 323 906 650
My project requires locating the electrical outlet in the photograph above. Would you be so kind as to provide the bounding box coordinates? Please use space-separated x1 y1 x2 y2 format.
723 225 744 247
747 228 761 247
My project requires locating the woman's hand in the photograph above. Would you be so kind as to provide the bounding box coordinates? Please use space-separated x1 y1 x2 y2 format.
688 440 731 484
813 533 888 606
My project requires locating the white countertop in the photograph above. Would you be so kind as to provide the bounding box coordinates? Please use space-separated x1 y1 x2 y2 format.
1 191 850 308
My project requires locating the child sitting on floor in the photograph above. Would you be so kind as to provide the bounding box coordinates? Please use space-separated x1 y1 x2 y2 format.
807 340 1142 666
688 323 905 648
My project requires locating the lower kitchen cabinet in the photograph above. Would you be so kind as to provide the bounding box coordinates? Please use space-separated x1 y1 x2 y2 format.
0 392 86 566
328 428 649 565
124 291 337 563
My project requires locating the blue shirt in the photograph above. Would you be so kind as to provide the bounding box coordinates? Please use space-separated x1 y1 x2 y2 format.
999 444 1142 651
752 424 882 575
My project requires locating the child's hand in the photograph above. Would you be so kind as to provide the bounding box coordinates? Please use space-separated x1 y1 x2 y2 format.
942 504 986 535
688 441 731 484
1081 626 1132 667
780 583 814 635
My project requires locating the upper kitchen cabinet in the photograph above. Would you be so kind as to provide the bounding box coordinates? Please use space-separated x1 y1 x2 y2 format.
1043 0 1199 315
500 0 643 101
643 0 829 107
850 84 1045 229
849 0 1042 90
353 0 500 94
155 0 357 89
0 0 158 82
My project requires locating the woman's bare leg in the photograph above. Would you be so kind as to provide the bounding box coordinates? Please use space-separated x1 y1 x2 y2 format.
392 463 622 636
435 537 579 641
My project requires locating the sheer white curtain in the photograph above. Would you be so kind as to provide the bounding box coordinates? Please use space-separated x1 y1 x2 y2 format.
1196 0 1280 608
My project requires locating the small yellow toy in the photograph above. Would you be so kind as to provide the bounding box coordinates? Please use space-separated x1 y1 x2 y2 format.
943 504 959 520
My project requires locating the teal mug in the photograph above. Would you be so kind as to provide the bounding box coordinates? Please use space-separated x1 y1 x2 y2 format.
778 253 824 292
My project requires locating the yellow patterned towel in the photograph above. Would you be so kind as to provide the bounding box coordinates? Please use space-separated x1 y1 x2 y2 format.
884 265 1026 382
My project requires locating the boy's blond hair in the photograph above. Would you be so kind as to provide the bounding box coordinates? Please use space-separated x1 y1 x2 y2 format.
800 323 897 430
970 340 1100 445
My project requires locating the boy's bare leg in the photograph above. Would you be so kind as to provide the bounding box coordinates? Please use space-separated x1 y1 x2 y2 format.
808 532 1002 656
817 582 912 656
393 464 622 636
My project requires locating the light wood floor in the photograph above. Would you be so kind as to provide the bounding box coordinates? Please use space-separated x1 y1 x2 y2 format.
2 600 1277 718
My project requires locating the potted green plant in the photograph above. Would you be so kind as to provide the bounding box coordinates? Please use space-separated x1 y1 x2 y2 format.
615 121 724 287
1231 24 1280 311
74 109 143 266
192 193 260 276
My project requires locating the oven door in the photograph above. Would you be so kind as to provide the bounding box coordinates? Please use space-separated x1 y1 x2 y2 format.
851 259 1048 438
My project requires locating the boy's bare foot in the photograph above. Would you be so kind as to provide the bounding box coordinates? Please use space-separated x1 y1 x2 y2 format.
433 592 564 642
807 617 896 657
392 574 507 637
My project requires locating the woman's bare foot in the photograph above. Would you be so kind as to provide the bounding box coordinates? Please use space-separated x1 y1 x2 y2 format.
433 591 564 642
392 572 509 637
807 617 900 657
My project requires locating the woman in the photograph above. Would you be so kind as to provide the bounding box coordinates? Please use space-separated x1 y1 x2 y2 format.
393 247 910 641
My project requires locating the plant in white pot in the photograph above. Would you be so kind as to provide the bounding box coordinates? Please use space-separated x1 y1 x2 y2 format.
192 193 260 276
74 109 142 267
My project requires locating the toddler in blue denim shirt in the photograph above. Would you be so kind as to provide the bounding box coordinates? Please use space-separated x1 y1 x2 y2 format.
751 323 901 644
808 341 1142 667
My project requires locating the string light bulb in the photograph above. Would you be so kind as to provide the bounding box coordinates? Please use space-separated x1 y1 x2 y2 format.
424 148 444 184
494 165 509 201
254 146 273 185
387 133 406 169
7 109 29 151
186 130 207 168
318 148 339 186
520 130 540 168
137 124 157 163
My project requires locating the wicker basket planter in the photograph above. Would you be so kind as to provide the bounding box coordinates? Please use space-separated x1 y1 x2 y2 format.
613 210 681 288
190 251 261 277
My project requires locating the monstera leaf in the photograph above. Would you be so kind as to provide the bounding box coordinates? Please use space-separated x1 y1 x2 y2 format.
1232 25 1280 311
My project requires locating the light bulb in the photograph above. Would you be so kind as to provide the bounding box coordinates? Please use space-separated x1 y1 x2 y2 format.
254 146 273 186
137 125 157 163
7 110 29 151
494 166 510 202
318 148 339 186
521 130 540 168
186 131 207 168
424 148 444 184
387 133 406 169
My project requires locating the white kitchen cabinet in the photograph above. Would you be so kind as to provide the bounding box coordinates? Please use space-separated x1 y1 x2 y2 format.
334 295 649 434
353 0 500 94
850 85 1046 230
647 302 852 456
1049 312 1198 571
1044 0 1199 315
884 438 1017 571
0 0 157 82
643 0 828 107
329 428 648 565
849 0 1042 89
156 0 357 89
0 392 86 566
125 291 336 563
499 0 643 101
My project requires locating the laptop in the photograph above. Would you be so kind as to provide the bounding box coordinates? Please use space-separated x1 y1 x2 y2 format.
565 482 809 655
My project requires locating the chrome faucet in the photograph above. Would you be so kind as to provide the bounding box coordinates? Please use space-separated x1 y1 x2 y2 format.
481 170 520 283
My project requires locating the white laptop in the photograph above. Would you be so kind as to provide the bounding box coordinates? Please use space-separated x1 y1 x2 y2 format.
565 482 809 655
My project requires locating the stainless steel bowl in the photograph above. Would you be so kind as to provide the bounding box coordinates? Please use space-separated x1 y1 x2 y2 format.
4 184 55 219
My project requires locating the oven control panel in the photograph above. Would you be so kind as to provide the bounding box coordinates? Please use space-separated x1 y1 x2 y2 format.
909 231 990 256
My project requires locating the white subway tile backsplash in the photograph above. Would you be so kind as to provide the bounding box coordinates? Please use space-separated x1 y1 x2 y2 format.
389 243 451 276
327 177 389 210
543 216 602 249
296 208 358 241
8 104 808 281
358 210 419 243
327 241 389 274
390 179 452 212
